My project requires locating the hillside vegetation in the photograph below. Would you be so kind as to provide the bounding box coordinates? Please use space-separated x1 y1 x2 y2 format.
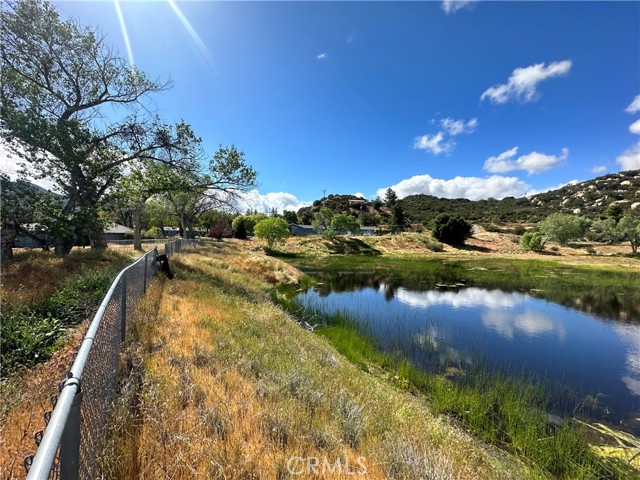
296 170 640 227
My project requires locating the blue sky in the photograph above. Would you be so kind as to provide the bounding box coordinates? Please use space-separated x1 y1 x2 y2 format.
12 1 640 211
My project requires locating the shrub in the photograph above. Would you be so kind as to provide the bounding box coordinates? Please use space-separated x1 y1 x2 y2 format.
431 214 472 245
538 213 590 245
520 232 545 252
512 225 526 235
254 218 290 250
208 218 232 242
322 229 337 241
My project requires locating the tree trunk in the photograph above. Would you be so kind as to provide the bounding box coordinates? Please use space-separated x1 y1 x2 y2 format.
88 224 108 249
55 236 75 255
1 219 18 264
133 204 143 251
179 214 188 240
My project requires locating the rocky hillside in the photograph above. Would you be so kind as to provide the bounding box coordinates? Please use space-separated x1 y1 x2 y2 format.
297 170 640 226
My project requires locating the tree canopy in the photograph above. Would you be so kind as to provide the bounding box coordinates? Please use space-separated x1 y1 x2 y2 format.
254 217 290 250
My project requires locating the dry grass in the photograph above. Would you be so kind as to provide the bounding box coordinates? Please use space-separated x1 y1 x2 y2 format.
283 232 639 270
100 245 537 479
1 248 135 307
0 320 88 480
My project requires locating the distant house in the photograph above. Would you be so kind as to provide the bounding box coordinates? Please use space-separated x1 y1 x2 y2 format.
163 226 180 237
287 224 376 236
104 223 134 242
288 224 317 236
13 223 52 248
348 199 372 209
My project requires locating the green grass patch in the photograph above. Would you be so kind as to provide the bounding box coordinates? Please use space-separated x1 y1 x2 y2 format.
1 267 120 377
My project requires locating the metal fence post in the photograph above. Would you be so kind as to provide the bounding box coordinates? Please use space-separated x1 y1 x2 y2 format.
120 276 127 342
143 254 148 294
59 380 82 480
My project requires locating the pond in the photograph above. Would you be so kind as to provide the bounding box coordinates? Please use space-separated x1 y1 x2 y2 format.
295 271 640 436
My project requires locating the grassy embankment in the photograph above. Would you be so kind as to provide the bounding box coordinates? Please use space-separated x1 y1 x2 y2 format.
0 248 138 479
100 243 540 480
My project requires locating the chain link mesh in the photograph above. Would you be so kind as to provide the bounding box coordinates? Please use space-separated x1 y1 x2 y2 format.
24 239 190 479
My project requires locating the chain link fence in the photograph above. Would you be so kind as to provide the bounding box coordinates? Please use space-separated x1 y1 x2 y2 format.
23 238 196 479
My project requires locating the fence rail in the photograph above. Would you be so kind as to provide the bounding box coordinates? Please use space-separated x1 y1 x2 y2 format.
24 238 194 480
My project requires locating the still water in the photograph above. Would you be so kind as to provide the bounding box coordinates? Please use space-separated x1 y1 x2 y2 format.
296 272 640 435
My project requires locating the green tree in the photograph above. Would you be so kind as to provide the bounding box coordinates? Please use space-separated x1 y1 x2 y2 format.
0 174 62 261
254 217 290 250
282 210 298 224
384 188 398 208
358 211 380 227
1 0 195 253
432 213 472 245
331 214 360 234
538 213 590 245
617 214 640 254
390 204 406 232
231 216 247 239
232 213 268 238
199 210 233 231
312 208 334 234
605 203 625 223
520 232 545 252
143 198 176 237
588 218 622 244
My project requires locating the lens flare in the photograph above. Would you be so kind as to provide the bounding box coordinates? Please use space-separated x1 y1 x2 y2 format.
114 0 134 66
166 0 212 63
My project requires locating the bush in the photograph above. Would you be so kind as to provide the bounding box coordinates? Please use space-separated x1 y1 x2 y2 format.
144 227 162 239
512 225 526 235
520 232 545 252
538 213 590 245
1 268 116 376
431 214 472 245
254 218 290 250
322 229 337 241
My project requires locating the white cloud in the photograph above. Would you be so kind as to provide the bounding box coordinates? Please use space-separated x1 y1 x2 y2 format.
395 287 525 310
317 52 328 60
481 60 572 104
377 174 530 201
525 179 580 197
233 189 311 213
626 95 640 114
441 0 476 14
591 165 607 174
0 137 59 191
440 117 478 136
629 119 640 135
616 142 640 171
413 117 477 156
413 132 454 155
482 310 565 341
352 192 366 199
483 146 568 175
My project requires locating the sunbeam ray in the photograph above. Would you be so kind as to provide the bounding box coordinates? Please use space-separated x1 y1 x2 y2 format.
166 0 212 63
114 0 134 66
